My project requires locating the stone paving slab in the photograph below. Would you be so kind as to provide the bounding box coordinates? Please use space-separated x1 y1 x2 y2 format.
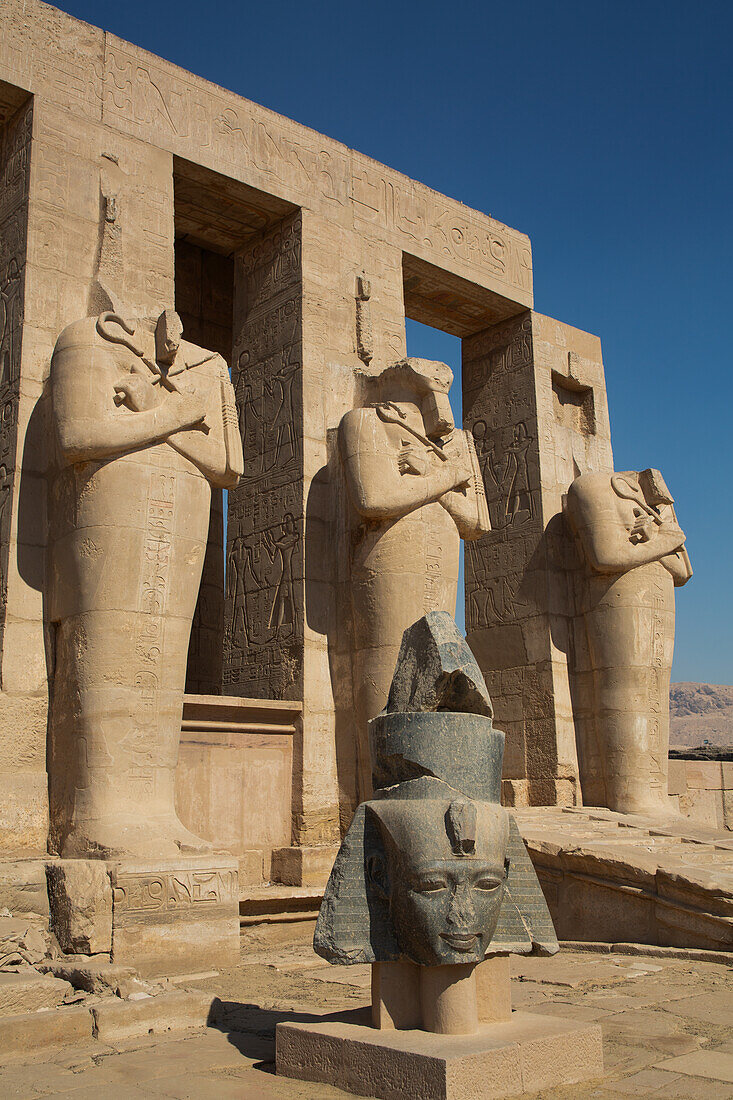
0 931 730 1099
656 1049 733 1082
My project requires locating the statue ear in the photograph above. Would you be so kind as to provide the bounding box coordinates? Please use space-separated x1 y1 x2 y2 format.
366 850 390 902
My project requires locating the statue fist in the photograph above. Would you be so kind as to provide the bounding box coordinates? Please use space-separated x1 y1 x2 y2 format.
167 390 208 432
113 372 161 412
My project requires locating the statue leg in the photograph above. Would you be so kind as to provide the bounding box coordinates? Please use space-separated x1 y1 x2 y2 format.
51 469 213 858
583 566 675 815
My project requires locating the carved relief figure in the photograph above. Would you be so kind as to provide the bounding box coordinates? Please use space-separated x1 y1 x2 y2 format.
339 359 490 800
0 258 21 386
48 309 243 858
501 420 533 525
265 512 298 637
226 535 251 649
566 468 692 815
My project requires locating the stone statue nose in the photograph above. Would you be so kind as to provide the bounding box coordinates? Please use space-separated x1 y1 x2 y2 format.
446 880 476 929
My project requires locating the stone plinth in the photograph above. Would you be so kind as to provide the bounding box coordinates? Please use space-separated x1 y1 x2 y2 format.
276 1009 603 1100
108 855 239 977
176 694 299 882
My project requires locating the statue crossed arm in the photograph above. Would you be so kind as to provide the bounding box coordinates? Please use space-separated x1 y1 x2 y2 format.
339 408 476 522
566 469 689 578
52 311 242 488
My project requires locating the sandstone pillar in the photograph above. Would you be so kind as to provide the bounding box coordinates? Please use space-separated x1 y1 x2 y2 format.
225 209 410 857
463 311 613 806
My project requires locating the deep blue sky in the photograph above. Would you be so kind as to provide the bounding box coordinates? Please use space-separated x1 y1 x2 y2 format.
55 0 731 682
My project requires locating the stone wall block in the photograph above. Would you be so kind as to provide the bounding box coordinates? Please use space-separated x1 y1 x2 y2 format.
46 860 113 954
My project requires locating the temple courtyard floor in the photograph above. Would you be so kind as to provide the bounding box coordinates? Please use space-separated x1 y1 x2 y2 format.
0 922 731 1099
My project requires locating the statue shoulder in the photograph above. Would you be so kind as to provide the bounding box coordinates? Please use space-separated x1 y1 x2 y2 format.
567 471 613 512
52 316 103 359
339 406 377 445
179 340 228 374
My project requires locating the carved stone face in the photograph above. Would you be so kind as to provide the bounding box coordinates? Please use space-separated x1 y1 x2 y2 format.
155 310 183 365
370 800 509 966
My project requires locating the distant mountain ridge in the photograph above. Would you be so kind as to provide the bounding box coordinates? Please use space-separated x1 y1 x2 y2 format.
670 682 733 749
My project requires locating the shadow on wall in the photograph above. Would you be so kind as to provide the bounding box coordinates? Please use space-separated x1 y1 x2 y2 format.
304 426 360 834
16 379 52 674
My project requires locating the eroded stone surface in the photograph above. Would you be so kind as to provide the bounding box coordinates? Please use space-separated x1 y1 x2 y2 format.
385 610 492 717
46 860 112 955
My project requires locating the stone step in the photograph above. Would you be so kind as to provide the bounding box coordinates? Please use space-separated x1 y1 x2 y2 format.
0 1005 93 1064
91 990 215 1043
0 971 73 1017
516 807 733 951
240 884 323 926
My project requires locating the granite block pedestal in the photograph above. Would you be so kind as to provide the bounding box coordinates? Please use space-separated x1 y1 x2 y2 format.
276 1009 603 1100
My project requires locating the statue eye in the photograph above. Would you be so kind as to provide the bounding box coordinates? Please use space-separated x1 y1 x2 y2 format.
412 879 448 894
475 878 502 891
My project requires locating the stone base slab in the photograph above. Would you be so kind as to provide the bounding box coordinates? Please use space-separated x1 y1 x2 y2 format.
0 858 50 915
271 845 339 886
108 855 239 977
276 1009 603 1099
516 807 733 950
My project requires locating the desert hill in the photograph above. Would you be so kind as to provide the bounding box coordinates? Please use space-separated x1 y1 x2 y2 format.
670 682 733 750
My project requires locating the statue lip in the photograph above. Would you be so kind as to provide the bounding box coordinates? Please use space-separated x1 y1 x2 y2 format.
440 932 479 951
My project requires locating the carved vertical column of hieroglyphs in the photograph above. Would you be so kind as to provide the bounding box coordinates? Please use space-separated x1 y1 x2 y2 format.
463 313 553 801
225 213 305 704
0 97 35 849
463 311 613 807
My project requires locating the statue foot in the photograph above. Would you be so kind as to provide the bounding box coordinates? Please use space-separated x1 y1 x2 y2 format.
164 817 214 854
62 815 212 860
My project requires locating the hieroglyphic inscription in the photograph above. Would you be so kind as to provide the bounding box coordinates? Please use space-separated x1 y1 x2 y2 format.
462 313 539 633
0 2 103 124
103 42 349 209
351 161 533 296
100 41 530 298
113 866 238 913
0 97 31 659
122 470 175 797
224 213 303 698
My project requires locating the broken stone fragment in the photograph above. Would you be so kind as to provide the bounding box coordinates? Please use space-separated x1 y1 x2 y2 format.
385 611 493 717
40 954 136 994
46 861 113 955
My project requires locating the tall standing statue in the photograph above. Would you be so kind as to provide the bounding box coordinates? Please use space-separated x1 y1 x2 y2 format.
48 310 243 858
566 468 692 815
339 359 490 800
